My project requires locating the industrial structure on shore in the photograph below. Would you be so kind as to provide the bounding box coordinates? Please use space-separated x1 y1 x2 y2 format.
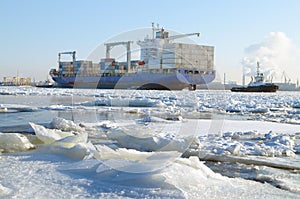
1 76 32 86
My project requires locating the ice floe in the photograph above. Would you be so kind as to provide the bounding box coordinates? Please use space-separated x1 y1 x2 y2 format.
194 130 298 158
50 117 84 132
107 125 196 152
0 184 12 197
0 132 35 153
29 122 74 144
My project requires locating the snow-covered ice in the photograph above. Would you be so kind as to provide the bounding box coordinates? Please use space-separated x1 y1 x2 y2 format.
0 133 35 153
0 86 299 198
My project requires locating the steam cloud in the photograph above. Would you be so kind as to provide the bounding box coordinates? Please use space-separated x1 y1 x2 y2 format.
241 32 300 82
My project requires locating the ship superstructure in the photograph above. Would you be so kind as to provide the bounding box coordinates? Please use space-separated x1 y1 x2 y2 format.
50 23 216 90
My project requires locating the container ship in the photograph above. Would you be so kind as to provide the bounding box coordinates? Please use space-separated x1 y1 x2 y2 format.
50 24 215 90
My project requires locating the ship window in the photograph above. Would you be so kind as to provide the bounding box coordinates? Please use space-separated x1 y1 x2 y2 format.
194 71 199 74
189 70 193 74
184 70 188 74
178 69 181 73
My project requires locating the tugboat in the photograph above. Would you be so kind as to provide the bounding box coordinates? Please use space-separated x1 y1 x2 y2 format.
231 62 279 92
35 80 54 88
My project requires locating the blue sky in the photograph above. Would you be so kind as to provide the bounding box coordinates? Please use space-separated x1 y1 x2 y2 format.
1 0 299 83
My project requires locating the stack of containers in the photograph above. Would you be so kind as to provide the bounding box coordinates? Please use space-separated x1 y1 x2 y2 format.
73 61 81 74
162 43 181 69
161 43 214 70
60 61 73 75
72 60 94 76
100 58 115 71
205 46 214 71
92 63 100 75
140 39 164 70
81 61 93 76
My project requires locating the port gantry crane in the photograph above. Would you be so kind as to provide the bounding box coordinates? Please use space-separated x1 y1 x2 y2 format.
58 51 76 63
104 41 133 72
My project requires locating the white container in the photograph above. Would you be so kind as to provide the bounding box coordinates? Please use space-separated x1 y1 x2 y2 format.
162 59 181 64
162 64 177 69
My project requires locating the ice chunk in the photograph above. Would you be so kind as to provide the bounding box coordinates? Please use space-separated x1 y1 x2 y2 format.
50 117 84 132
141 116 164 123
49 142 91 159
265 131 277 140
128 98 159 107
0 184 12 196
92 145 182 173
294 147 300 155
292 102 300 109
29 122 74 144
107 126 195 152
0 133 35 153
227 143 243 155
0 107 8 113
51 132 88 148
45 104 67 111
226 106 242 113
169 156 223 180
95 145 180 161
250 107 269 114
47 133 99 159
0 104 37 113
283 149 296 158
197 126 298 158
94 99 109 106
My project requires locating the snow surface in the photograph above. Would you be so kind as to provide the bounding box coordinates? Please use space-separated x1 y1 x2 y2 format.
0 118 299 198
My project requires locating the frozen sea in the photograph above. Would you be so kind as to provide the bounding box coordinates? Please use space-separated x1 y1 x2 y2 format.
0 86 299 198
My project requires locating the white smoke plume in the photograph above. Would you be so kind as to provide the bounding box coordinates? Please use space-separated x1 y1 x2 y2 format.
241 32 299 82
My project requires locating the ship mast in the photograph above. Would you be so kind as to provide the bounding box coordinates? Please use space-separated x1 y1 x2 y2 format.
255 61 265 83
256 61 260 77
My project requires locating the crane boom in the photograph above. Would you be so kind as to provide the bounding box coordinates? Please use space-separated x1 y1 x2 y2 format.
59 51 76 55
58 51 76 63
151 23 200 41
165 32 200 41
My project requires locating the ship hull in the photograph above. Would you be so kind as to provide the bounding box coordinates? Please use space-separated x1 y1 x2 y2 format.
231 84 279 92
51 71 215 90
